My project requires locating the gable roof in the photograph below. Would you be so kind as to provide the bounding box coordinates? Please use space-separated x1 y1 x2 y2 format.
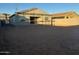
17 8 48 14
51 11 79 17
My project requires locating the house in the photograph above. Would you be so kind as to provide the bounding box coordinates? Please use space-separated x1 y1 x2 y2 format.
9 8 79 26
9 8 51 25
0 13 11 26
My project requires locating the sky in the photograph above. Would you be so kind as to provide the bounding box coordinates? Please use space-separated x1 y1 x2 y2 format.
0 3 79 14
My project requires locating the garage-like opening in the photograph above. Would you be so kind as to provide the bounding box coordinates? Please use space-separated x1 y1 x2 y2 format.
30 16 39 24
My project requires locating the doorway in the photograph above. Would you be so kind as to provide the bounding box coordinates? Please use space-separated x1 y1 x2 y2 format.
30 16 39 24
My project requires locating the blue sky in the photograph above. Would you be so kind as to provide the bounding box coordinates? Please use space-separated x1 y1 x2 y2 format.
0 3 79 14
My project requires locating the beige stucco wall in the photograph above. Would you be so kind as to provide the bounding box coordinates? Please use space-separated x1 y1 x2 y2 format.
54 18 79 26
36 17 79 26
17 12 79 26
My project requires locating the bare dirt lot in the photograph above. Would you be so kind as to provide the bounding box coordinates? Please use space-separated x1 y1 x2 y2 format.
0 24 79 55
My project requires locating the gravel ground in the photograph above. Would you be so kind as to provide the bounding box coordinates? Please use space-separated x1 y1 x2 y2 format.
0 24 79 55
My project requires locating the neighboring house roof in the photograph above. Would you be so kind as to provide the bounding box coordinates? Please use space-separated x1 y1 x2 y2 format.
0 13 10 16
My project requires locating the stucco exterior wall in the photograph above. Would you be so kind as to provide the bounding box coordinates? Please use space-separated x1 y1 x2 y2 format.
54 18 79 26
35 16 79 26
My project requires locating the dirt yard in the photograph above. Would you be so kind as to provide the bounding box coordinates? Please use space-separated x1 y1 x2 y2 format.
0 24 79 55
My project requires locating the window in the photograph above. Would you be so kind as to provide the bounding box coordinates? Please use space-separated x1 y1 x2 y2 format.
45 17 48 20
